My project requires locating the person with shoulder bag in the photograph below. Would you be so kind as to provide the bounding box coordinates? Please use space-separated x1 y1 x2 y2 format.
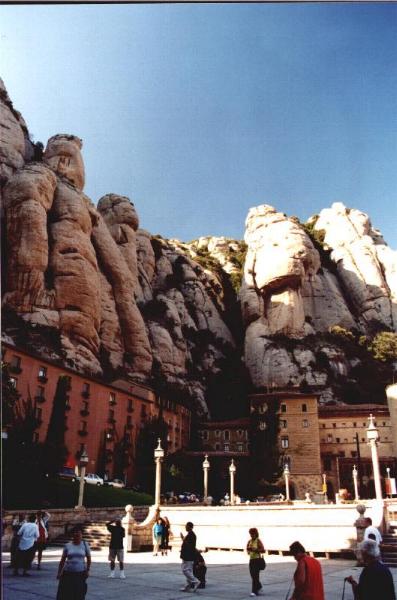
56 526 91 600
247 527 266 597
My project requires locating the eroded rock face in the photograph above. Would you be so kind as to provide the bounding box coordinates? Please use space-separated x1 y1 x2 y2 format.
0 78 33 189
315 203 397 330
241 205 320 339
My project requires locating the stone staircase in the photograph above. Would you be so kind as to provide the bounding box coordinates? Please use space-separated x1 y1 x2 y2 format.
48 522 110 551
382 526 397 568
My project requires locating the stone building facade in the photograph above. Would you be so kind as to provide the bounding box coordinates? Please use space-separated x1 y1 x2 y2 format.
3 343 191 485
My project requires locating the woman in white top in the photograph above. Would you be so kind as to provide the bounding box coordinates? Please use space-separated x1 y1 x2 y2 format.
56 526 91 600
15 513 39 576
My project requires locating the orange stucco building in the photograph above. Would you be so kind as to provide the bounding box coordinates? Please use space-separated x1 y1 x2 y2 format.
3 343 191 484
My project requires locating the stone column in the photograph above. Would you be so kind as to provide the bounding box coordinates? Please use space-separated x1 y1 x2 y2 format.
202 455 210 503
122 504 135 552
352 465 359 501
154 438 164 508
284 464 290 501
229 460 236 505
366 415 382 501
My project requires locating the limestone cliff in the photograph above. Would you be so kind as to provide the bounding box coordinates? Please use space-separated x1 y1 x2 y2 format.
1 84 396 417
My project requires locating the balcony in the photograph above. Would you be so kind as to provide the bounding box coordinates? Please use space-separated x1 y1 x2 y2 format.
78 429 88 437
125 423 133 430
35 395 46 404
107 417 116 425
81 390 90 399
65 403 72 412
80 409 90 417
9 364 22 374
127 405 134 414
37 375 48 383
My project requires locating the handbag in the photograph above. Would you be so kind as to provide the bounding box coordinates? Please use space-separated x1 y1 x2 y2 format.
258 556 266 570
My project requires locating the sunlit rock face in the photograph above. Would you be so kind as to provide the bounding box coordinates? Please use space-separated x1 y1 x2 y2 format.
2 82 397 415
315 202 397 330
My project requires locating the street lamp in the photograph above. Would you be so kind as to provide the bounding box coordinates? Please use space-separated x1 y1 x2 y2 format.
154 438 164 507
366 414 382 501
352 465 359 501
229 459 236 505
283 463 290 501
386 467 392 498
322 473 328 503
202 454 210 503
76 446 89 509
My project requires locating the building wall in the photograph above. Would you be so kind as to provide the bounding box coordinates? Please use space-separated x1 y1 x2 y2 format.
3 345 190 484
199 419 250 454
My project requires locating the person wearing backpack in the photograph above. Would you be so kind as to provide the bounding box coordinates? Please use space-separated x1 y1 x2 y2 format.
246 527 266 597
56 526 91 600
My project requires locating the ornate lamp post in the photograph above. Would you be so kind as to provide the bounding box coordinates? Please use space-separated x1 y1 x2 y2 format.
154 438 164 507
202 454 210 502
322 473 328 503
366 414 382 501
76 446 89 509
352 465 359 501
229 459 236 505
283 463 290 501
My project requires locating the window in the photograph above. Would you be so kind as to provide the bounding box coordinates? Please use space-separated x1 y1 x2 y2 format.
332 423 336 428
237 429 244 437
281 436 289 449
302 403 307 413
327 434 332 442
141 405 147 419
215 430 221 437
302 419 309 428
10 355 21 370
203 430 209 441
38 366 47 378
361 438 365 442
126 415 132 427
36 385 45 397
108 409 115 423
224 430 230 441
351 451 357 458
336 437 340 443
80 421 87 432
109 392 116 406
383 422 386 427
215 443 220 451
127 398 133 412
353 422 357 427
9 377 17 388
281 420 287 429
339 451 345 458
224 444 230 452
322 423 326 428
323 457 332 471
281 404 287 413
35 407 42 421
82 383 90 397
237 443 243 452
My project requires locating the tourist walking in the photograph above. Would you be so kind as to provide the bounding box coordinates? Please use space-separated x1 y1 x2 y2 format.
106 518 126 578
363 517 382 545
346 539 396 600
10 514 25 571
153 517 165 556
288 541 325 600
56 526 91 600
14 513 39 576
161 516 171 556
180 522 200 592
246 527 266 597
35 510 51 569
193 549 207 589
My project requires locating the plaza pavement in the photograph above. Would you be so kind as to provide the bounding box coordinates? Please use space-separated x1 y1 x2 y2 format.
3 546 397 600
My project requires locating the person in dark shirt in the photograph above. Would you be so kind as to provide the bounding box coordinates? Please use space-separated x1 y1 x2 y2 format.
193 549 207 589
106 519 125 579
180 522 200 592
346 539 396 600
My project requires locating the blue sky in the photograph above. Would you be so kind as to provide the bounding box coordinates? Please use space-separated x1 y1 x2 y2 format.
1 3 396 246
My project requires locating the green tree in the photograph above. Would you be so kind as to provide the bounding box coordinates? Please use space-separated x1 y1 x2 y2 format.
43 375 69 477
249 400 282 496
135 416 169 493
368 332 397 362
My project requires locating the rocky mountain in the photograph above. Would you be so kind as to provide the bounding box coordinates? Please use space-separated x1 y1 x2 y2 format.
1 82 396 417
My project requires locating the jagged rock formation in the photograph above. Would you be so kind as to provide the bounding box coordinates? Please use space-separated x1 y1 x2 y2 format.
1 83 396 416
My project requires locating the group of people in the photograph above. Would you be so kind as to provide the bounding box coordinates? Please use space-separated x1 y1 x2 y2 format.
10 510 50 576
152 516 171 556
246 523 396 599
6 511 396 599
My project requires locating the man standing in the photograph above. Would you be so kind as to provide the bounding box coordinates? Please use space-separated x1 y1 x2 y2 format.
106 519 125 579
180 522 200 592
288 541 325 600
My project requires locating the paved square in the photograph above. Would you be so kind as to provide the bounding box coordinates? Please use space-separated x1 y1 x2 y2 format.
3 547 397 600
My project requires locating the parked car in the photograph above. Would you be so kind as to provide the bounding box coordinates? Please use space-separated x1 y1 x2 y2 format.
58 467 77 482
84 473 104 486
107 478 125 488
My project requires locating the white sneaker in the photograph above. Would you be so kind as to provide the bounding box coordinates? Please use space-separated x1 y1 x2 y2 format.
192 581 200 593
108 572 115 578
250 594 256 597
119 571 126 579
